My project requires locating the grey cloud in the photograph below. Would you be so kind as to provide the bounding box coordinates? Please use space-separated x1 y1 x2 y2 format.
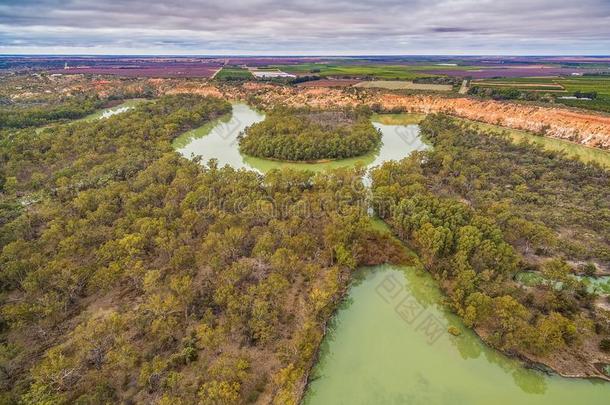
430 27 475 33
0 0 609 54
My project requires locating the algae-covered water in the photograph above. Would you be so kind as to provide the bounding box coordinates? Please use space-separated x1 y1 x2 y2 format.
302 265 610 405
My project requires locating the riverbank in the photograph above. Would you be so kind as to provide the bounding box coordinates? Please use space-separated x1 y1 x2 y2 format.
301 220 610 404
299 222 422 403
7 74 610 150
381 222 610 383
456 117 610 168
173 103 427 174
241 155 341 164
474 325 610 382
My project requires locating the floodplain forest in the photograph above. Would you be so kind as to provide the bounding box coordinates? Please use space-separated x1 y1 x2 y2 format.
0 95 407 404
238 106 382 162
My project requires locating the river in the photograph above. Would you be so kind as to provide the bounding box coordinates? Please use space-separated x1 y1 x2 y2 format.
302 265 610 404
79 99 149 122
173 103 610 404
172 103 426 173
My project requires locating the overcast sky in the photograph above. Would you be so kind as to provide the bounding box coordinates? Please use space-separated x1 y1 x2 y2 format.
1 0 609 55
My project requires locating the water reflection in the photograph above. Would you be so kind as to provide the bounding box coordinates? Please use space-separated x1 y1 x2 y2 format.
173 103 427 174
79 99 149 122
304 266 609 405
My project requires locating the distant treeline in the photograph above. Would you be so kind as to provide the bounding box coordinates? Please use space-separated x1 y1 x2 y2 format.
289 75 321 84
413 76 461 86
468 85 610 114
557 96 610 113
0 96 105 128
468 86 551 101
573 90 598 99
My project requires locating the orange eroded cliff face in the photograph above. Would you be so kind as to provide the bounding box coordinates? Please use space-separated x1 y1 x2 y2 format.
379 93 610 149
154 81 610 150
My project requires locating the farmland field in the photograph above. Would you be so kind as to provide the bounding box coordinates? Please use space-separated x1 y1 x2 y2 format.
46 66 220 77
475 76 610 97
214 66 253 80
273 63 439 80
296 79 360 87
470 75 610 113
353 80 453 91
560 76 610 97
424 66 605 78
472 81 565 91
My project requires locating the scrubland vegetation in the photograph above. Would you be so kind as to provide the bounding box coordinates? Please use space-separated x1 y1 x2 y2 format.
0 95 407 404
239 107 382 161
371 114 610 359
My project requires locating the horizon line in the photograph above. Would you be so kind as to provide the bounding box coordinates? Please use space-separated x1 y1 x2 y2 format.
2 53 610 58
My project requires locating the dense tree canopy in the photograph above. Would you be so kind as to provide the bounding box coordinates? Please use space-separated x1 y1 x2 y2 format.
0 95 406 404
0 96 105 129
418 114 610 265
239 107 382 161
371 114 609 358
2 86 609 402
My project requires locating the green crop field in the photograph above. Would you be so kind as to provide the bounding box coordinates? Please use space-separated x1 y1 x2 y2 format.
555 77 610 112
473 84 565 91
215 67 253 80
272 63 464 80
472 75 610 113
474 75 610 96
559 76 610 97
477 77 560 84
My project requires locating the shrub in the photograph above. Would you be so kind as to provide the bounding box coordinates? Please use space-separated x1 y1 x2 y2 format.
600 339 610 353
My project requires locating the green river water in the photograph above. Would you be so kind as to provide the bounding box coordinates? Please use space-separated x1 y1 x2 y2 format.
173 103 610 404
34 99 150 134
173 103 427 173
80 99 149 122
302 265 610 405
